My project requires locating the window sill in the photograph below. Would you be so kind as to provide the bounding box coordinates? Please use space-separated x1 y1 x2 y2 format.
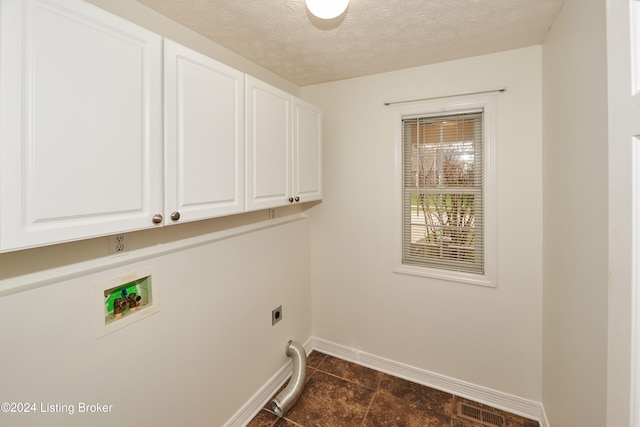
393 264 495 287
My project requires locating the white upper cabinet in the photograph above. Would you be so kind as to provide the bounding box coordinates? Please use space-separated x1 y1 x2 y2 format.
292 98 323 203
245 75 292 210
245 76 322 211
0 0 321 252
0 0 163 251
164 40 245 224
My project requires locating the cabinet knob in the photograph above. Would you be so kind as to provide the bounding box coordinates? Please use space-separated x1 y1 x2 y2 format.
288 197 294 203
152 214 163 224
171 211 181 221
294 196 300 202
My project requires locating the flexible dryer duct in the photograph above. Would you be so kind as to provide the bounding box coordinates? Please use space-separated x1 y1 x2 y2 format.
271 340 307 417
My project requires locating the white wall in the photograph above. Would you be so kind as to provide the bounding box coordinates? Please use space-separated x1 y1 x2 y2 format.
541 0 609 425
302 46 543 401
0 213 311 426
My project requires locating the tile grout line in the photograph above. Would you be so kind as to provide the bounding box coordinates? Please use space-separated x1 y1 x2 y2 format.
359 370 386 427
312 368 380 391
359 389 379 427
315 353 380 427
315 355 387 391
449 395 455 427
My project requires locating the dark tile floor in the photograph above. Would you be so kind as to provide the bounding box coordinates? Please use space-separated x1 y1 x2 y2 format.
247 351 539 427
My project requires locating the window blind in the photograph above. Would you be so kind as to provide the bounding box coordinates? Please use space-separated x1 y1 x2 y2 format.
402 110 484 274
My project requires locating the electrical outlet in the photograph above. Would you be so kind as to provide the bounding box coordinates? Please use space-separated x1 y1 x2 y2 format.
272 305 282 325
109 234 128 256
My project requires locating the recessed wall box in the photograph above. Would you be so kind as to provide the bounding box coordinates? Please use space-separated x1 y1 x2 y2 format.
95 265 159 337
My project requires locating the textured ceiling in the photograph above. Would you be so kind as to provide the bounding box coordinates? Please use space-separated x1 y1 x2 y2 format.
137 0 565 86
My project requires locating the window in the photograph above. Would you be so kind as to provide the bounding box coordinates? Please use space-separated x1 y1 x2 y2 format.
393 95 496 286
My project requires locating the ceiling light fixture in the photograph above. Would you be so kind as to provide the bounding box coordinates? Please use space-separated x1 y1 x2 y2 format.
305 0 349 19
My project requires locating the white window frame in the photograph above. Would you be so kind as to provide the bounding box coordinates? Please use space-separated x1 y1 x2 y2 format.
392 94 497 287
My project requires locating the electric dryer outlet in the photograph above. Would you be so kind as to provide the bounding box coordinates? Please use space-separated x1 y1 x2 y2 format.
272 305 283 325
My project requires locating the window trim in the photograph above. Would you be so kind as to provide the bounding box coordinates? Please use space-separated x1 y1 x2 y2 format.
392 94 497 287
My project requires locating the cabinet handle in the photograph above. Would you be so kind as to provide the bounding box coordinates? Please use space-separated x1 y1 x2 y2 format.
294 196 300 202
152 214 163 224
171 211 181 221
288 197 294 203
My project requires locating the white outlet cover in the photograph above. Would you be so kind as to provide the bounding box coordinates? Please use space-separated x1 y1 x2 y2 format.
109 234 129 257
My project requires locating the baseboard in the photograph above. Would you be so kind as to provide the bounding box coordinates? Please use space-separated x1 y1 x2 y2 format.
541 408 550 427
224 337 548 427
311 337 548 427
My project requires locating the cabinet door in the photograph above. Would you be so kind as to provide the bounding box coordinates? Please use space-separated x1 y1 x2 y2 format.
292 97 323 203
164 40 244 224
0 0 162 251
245 76 291 211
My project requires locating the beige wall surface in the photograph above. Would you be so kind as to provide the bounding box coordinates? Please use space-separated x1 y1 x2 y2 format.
0 214 312 426
542 0 609 425
302 46 543 401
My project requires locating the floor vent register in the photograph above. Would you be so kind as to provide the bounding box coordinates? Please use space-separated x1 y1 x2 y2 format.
456 402 506 427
